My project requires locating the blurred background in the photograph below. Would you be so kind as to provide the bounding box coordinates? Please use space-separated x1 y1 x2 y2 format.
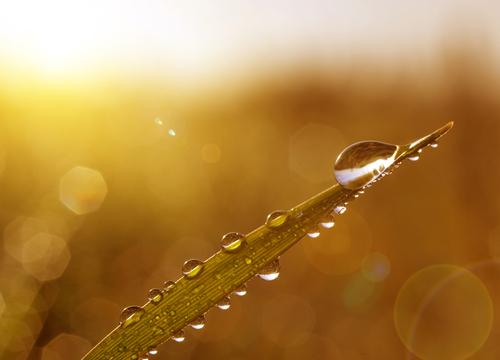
1 0 500 359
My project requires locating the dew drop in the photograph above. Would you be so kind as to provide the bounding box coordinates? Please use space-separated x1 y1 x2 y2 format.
148 288 163 304
182 259 204 279
221 232 246 252
147 347 158 356
334 141 399 190
307 227 321 238
168 128 176 137
190 315 206 330
430 142 439 148
172 330 185 342
154 117 163 126
216 296 231 310
163 281 175 292
408 155 420 161
120 306 145 328
234 284 247 296
258 259 280 281
334 205 347 215
265 210 289 228
320 215 335 229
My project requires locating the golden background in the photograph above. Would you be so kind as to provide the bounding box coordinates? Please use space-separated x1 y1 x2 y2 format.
1 1 500 359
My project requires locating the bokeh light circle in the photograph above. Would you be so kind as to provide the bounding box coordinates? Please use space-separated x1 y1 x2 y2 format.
361 252 391 282
21 233 71 281
394 265 493 360
59 166 108 215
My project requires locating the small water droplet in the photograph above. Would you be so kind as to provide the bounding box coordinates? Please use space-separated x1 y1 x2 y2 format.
147 347 158 356
182 259 204 279
245 257 252 265
190 315 206 329
221 232 246 252
148 288 163 304
120 306 145 328
334 141 399 190
258 259 280 281
265 210 289 228
307 227 321 238
172 330 185 342
408 155 420 161
168 128 176 137
430 142 438 148
320 215 335 229
154 117 163 126
234 284 247 296
334 206 347 215
358 190 365 194
163 281 175 292
216 296 231 310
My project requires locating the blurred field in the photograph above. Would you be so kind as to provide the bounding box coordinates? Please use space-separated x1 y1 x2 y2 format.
1 1 500 359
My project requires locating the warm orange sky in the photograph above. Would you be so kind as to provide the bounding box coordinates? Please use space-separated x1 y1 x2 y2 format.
0 0 498 82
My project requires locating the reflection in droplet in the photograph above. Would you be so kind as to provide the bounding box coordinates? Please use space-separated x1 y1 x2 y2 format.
320 215 335 229
120 306 145 328
334 141 398 190
394 265 493 360
221 232 246 252
168 128 176 137
266 210 289 228
163 281 175 292
430 142 439 148
172 330 185 342
307 227 320 239
258 259 280 281
190 315 206 330
234 284 247 297
147 347 158 356
408 154 420 161
216 297 231 310
334 206 346 215
148 288 163 304
182 259 204 279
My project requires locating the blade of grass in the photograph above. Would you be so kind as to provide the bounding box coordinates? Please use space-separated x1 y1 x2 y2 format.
83 122 453 360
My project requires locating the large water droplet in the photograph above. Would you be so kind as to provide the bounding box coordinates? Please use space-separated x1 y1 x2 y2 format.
258 259 280 281
234 284 247 296
163 281 175 292
148 288 163 304
120 306 145 328
221 232 246 252
265 210 289 228
334 141 398 190
182 259 204 279
190 315 206 330
216 296 231 310
307 227 321 238
172 330 185 342
320 215 335 229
